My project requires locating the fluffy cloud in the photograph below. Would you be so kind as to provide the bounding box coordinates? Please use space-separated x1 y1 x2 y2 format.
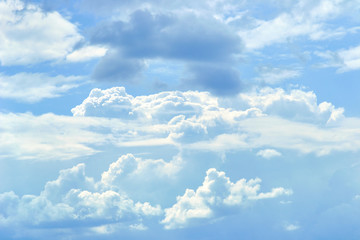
238 87 344 124
0 72 84 102
0 0 82 65
1 85 357 161
256 149 282 159
71 86 218 121
162 168 292 229
0 160 162 236
69 86 360 157
101 154 181 186
99 153 182 202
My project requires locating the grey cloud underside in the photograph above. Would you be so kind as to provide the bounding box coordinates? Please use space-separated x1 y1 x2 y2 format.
91 10 240 61
90 10 243 94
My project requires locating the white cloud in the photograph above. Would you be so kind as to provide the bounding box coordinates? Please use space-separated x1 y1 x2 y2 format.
100 153 182 194
0 72 84 102
238 87 344 124
337 45 360 72
237 0 353 50
69 86 360 158
71 87 218 122
255 67 301 84
162 168 292 229
256 149 282 159
66 45 108 62
190 116 360 156
284 223 300 231
1 86 357 162
0 112 111 161
0 0 82 65
315 45 360 72
0 161 162 231
129 223 148 231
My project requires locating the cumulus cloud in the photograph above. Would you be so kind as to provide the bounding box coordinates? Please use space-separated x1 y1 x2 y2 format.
0 0 82 65
0 72 84 103
162 168 292 229
101 154 181 185
1 85 357 161
0 160 162 236
256 149 282 159
99 153 182 201
238 87 344 124
69 86 360 157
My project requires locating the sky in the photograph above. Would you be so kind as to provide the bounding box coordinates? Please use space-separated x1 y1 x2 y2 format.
0 0 360 239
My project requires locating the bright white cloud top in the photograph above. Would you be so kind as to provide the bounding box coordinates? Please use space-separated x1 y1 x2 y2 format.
1 0 360 239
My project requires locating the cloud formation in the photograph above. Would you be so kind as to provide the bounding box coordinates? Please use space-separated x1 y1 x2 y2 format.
0 73 84 102
89 9 242 94
162 168 292 229
0 0 81 65
0 160 162 237
71 86 356 157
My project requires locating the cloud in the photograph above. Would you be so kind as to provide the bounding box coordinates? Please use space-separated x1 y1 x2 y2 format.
66 45 108 62
69 86 360 157
71 86 217 122
101 154 181 185
161 168 292 229
91 49 145 82
0 85 357 162
316 45 360 72
184 64 242 95
237 0 357 50
255 66 301 84
0 0 82 65
256 149 282 159
284 223 300 231
0 72 84 103
238 87 344 124
99 153 182 201
89 9 242 93
0 160 162 237
0 112 111 161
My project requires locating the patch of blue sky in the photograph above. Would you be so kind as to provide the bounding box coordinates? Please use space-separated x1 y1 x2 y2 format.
1 0 360 239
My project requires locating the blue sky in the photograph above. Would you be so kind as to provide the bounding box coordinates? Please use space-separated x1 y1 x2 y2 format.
1 0 360 239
